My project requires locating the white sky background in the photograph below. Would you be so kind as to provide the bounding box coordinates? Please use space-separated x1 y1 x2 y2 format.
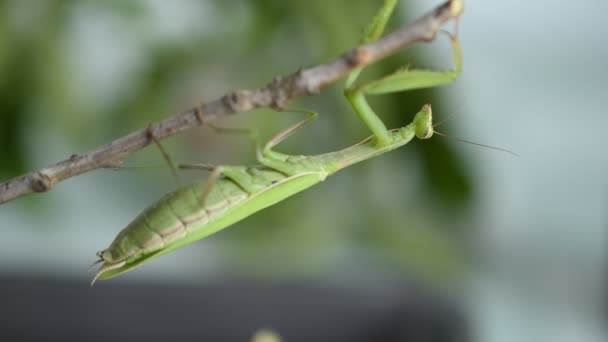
1 1 607 341
431 1 608 341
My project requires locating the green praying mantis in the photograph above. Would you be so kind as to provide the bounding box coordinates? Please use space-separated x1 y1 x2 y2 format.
92 0 464 284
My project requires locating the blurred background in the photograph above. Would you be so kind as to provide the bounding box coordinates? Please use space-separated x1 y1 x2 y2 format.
0 0 606 341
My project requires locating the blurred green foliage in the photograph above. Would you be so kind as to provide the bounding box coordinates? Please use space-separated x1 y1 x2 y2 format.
0 0 473 285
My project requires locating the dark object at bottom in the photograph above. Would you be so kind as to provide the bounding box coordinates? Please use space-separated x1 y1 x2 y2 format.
0 276 467 342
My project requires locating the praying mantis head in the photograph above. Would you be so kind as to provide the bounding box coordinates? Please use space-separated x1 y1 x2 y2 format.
413 104 434 140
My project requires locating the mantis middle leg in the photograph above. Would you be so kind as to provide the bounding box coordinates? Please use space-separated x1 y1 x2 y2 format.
184 108 320 202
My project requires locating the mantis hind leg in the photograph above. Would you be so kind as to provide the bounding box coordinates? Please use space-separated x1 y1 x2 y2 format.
192 165 271 205
146 124 182 187
146 123 264 190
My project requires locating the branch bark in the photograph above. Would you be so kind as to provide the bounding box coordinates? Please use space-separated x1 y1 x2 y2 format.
0 0 463 205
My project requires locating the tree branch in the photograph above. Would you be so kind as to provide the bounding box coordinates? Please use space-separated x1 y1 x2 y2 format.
0 0 463 205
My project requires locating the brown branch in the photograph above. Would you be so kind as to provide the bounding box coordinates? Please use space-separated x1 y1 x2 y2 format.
0 0 463 205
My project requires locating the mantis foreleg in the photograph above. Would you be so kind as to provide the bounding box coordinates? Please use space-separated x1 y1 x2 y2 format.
344 0 462 147
345 0 398 88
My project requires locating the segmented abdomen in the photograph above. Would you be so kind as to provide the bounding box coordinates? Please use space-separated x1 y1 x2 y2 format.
105 167 286 262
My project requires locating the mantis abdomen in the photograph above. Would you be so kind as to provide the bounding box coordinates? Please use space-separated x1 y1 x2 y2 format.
95 167 326 281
